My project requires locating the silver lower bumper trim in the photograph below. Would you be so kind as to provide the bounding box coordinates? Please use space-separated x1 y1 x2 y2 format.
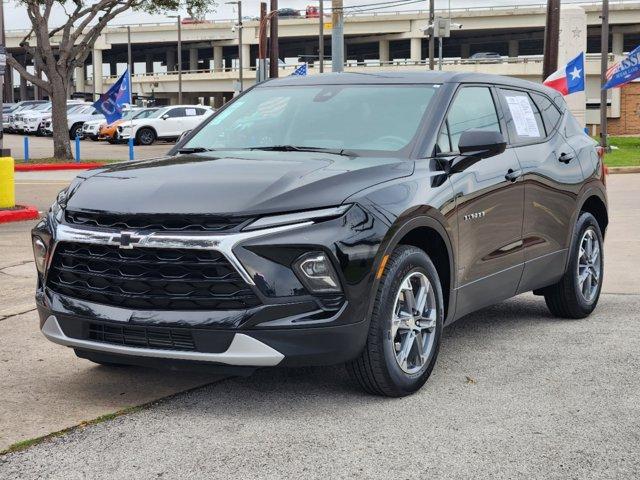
42 316 284 367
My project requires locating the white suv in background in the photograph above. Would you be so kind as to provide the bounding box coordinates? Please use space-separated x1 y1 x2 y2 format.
25 101 86 136
66 105 106 139
117 105 214 145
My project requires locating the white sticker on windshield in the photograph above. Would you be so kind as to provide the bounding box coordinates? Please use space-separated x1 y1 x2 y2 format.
505 95 540 138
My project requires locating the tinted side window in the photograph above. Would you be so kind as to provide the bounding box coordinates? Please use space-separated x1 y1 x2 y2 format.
531 92 562 133
166 108 186 118
445 86 501 152
499 89 545 143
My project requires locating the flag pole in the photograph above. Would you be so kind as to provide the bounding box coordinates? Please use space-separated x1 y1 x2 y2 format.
599 0 609 150
127 25 135 160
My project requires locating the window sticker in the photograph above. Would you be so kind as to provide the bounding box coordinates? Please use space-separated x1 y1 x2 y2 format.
505 95 540 138
185 108 197 116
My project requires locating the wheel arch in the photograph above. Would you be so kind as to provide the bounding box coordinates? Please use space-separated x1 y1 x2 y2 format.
579 192 608 238
370 214 456 324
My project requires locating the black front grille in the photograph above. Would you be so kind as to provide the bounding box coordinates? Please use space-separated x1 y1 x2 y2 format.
46 242 261 311
89 322 196 351
65 210 250 232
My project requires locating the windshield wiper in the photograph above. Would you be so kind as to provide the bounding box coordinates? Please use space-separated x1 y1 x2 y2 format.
178 147 216 154
249 145 357 157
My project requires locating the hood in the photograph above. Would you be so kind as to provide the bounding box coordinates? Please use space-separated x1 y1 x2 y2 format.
66 151 414 216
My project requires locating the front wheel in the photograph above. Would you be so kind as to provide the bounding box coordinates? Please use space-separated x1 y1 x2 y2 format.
543 212 604 319
347 245 444 397
69 124 82 140
136 128 156 146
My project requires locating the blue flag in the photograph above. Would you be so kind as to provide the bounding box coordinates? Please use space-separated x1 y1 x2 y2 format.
603 46 640 90
291 63 308 76
93 68 131 124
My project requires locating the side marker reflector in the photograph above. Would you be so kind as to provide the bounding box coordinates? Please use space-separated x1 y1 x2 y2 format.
376 254 390 279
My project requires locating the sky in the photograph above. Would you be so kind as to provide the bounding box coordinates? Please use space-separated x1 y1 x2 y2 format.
6 0 547 31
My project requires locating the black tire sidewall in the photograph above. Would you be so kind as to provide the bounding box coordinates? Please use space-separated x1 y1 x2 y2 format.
137 128 155 146
568 212 604 311
375 248 444 394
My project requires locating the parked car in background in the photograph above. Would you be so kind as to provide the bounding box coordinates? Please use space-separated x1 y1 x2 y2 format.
33 72 607 397
25 101 87 136
466 52 503 63
3 100 47 132
117 105 213 145
278 7 300 17
98 108 158 143
42 103 90 136
13 102 52 133
80 118 106 141
66 105 106 139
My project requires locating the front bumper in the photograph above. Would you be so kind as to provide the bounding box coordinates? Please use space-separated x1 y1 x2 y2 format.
33 205 387 369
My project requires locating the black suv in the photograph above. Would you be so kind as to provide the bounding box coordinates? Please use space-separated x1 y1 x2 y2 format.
32 72 608 396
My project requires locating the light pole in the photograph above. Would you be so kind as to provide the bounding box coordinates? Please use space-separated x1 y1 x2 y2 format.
168 15 182 104
600 0 610 149
0 0 7 155
319 0 324 72
226 1 244 93
331 0 344 72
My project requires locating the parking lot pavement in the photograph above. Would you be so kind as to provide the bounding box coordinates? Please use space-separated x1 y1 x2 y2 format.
1 293 639 479
0 173 638 474
3 133 172 161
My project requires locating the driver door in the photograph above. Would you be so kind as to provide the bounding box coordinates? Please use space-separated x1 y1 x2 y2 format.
161 108 186 137
438 85 525 317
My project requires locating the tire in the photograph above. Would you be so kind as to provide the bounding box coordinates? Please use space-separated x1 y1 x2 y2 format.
346 245 444 397
69 123 82 140
136 128 156 146
543 212 604 319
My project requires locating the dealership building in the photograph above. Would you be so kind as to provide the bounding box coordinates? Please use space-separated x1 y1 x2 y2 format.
5 1 640 134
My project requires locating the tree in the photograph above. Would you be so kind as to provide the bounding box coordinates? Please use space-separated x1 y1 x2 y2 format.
8 0 213 160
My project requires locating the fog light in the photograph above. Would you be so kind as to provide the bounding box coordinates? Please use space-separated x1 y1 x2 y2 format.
293 252 341 293
32 237 48 274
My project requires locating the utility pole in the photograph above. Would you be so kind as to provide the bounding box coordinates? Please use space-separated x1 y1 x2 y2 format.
225 1 244 92
169 15 183 103
258 2 268 82
428 0 435 70
127 26 133 104
237 1 243 91
542 0 560 80
600 0 610 148
331 0 344 72
269 0 279 78
319 0 324 73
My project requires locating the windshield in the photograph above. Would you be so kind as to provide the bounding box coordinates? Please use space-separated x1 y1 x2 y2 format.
184 84 439 154
31 103 51 112
67 104 85 113
133 108 160 119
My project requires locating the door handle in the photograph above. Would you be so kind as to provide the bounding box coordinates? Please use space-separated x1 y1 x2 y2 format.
505 169 522 182
558 152 575 164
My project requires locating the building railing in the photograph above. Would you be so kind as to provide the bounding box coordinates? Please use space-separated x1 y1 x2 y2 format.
91 53 615 82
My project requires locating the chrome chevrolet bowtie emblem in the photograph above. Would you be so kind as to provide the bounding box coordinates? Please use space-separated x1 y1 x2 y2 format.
110 231 143 249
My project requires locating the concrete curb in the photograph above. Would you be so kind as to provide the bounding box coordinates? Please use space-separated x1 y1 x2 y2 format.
15 163 105 172
608 166 640 174
0 205 40 224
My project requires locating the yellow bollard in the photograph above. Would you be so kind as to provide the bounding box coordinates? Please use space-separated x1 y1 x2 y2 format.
0 156 15 209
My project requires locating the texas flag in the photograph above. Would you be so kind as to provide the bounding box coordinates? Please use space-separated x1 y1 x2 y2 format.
543 52 585 96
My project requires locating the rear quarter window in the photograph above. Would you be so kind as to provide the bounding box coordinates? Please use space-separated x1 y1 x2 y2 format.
499 89 545 143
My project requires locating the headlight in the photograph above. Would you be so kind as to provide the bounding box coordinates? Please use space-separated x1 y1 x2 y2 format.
32 237 48 274
244 205 351 231
293 252 341 293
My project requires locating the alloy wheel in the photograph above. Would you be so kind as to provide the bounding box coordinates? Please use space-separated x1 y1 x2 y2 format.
576 228 601 303
391 271 438 374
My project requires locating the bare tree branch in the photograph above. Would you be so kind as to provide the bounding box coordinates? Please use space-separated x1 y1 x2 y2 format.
7 55 51 92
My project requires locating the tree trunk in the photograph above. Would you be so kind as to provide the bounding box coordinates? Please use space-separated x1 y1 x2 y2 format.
50 76 73 160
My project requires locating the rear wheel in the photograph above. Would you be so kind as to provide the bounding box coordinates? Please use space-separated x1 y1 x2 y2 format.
136 128 156 146
69 123 82 140
347 245 444 397
543 212 604 319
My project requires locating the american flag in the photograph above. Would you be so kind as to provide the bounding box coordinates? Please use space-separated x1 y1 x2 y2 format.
291 63 308 76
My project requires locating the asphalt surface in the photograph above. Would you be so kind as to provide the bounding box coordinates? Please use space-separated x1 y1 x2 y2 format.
0 172 638 478
1 294 639 479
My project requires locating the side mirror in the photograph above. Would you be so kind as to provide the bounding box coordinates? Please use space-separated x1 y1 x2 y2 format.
449 130 507 173
161 114 169 120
